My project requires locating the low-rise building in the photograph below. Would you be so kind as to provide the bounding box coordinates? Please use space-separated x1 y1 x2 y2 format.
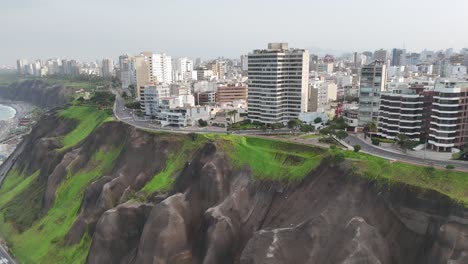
216 84 247 103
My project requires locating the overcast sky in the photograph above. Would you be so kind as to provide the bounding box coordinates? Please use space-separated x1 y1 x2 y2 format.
1 0 468 65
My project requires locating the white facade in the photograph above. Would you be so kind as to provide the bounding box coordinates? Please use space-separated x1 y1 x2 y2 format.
248 43 309 124
153 53 172 84
172 57 188 82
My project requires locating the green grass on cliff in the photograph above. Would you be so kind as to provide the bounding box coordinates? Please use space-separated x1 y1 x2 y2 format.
344 150 468 205
0 169 39 208
59 106 111 151
0 146 122 263
142 134 208 194
205 135 328 181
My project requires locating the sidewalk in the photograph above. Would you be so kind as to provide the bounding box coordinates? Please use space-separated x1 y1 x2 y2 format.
353 134 453 161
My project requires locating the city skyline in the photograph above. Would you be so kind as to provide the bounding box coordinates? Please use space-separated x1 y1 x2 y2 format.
2 0 468 65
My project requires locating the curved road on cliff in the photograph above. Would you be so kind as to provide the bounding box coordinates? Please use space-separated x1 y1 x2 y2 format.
113 92 468 171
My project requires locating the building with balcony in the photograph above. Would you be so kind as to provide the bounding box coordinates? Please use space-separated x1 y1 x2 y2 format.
358 61 387 126
378 86 428 140
248 43 309 124
428 79 468 152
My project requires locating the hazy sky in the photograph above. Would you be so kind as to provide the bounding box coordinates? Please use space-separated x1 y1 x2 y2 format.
1 0 468 65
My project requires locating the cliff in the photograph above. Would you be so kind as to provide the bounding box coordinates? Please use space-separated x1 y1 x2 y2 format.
0 80 75 109
0 105 468 264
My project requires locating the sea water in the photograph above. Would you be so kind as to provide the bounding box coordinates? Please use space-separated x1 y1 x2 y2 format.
0 104 15 121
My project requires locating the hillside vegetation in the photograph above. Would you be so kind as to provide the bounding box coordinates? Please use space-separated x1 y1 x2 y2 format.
0 100 467 263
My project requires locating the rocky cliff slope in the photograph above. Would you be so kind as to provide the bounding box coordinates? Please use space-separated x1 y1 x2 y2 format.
0 80 75 109
0 107 468 264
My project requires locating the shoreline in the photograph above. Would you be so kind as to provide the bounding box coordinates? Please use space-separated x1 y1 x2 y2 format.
0 99 35 166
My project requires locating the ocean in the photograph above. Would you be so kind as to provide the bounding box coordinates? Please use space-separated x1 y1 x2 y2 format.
0 104 16 121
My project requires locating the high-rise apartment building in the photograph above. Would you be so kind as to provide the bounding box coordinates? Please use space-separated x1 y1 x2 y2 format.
16 59 28 75
358 61 387 126
391 48 404 66
101 58 114 78
248 43 309 124
428 79 468 152
119 55 136 89
373 49 389 62
153 53 172 84
134 52 173 99
378 86 427 140
207 61 226 80
135 52 152 99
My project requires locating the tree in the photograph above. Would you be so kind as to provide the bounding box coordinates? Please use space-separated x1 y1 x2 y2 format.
363 121 377 140
353 144 361 152
228 110 238 124
198 119 208 127
314 117 323 124
396 133 412 153
319 127 331 137
287 119 301 130
335 130 348 140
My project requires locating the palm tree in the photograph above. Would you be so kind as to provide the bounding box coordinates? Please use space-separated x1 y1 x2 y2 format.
229 110 238 124
363 121 377 140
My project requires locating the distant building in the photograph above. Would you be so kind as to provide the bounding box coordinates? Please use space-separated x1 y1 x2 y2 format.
216 84 247 103
16 59 28 75
119 55 136 89
391 48 404 66
358 60 387 126
248 42 309 124
373 49 389 62
101 58 114 78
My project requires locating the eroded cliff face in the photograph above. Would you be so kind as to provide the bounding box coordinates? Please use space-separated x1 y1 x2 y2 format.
3 111 468 264
0 80 75 108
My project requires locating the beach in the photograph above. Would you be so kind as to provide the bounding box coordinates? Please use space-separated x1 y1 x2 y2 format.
0 100 34 165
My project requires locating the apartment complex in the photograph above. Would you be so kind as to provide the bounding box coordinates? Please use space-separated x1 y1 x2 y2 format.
378 86 426 140
248 43 309 124
134 52 173 99
428 79 468 152
216 84 248 103
358 60 387 126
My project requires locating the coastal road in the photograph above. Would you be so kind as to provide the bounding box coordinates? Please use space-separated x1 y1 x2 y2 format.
346 134 468 171
0 244 15 264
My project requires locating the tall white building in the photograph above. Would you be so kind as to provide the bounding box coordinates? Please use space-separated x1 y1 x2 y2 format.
248 43 309 124
153 53 172 84
358 60 387 126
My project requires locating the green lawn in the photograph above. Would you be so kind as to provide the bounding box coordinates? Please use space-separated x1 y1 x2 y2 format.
58 106 112 151
2 146 122 263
